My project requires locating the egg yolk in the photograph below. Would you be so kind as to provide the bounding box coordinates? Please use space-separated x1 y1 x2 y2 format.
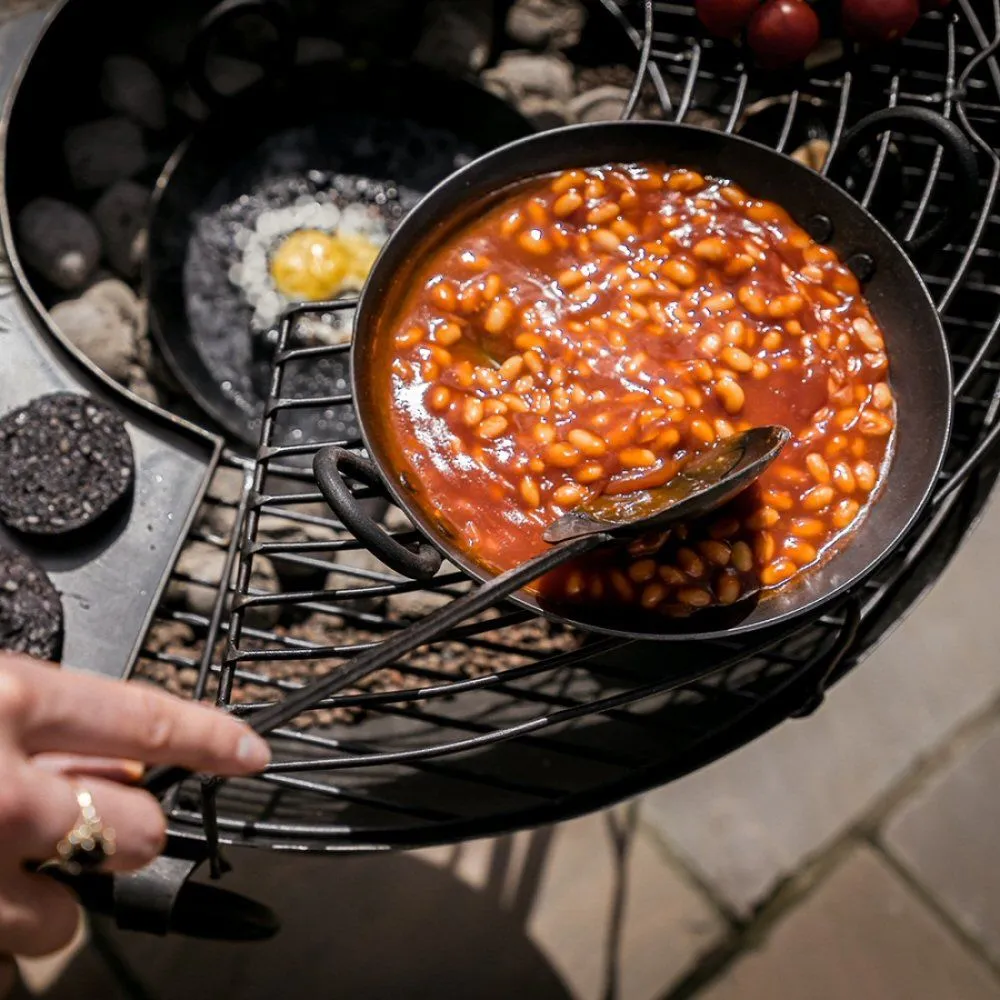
269 228 381 301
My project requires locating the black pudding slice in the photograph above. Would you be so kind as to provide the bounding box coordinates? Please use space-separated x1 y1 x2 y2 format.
0 393 135 536
0 548 62 660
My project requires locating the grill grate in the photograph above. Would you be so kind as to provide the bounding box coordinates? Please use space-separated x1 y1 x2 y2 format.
136 0 1000 858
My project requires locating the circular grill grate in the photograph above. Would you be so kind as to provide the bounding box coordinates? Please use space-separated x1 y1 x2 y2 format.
134 0 1000 859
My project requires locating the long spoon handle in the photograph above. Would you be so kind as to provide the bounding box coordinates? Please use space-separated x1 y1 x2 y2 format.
142 532 605 795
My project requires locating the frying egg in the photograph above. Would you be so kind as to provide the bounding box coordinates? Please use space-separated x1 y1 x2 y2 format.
228 201 387 340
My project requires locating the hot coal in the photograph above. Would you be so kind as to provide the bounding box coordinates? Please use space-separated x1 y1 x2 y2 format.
0 393 134 536
0 549 63 661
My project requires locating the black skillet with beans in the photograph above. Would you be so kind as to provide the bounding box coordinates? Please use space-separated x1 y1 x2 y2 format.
373 163 895 617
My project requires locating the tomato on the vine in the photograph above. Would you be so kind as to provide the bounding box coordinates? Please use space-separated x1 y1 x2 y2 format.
747 0 821 69
841 0 920 43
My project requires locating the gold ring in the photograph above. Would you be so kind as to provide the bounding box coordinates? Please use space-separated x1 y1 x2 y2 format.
54 788 117 875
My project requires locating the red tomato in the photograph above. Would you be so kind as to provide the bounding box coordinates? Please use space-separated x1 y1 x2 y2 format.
747 0 821 69
842 0 920 42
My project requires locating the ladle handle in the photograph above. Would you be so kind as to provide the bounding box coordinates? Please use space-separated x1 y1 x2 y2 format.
141 531 604 796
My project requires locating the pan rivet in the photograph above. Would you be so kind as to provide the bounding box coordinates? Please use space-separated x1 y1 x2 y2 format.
845 253 876 283
805 214 833 242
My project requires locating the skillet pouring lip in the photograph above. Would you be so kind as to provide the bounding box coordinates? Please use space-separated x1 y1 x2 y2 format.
348 120 954 642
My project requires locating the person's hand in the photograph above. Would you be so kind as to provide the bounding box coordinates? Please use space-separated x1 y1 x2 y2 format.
0 652 271 967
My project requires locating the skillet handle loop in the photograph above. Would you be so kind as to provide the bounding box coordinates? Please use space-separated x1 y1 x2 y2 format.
827 106 980 255
313 447 443 581
186 0 297 112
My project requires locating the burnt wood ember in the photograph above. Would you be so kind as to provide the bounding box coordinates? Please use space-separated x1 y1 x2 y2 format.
0 393 134 536
0 549 63 660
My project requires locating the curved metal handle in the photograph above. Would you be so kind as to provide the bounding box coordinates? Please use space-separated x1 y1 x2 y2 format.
313 447 443 580
185 0 297 111
828 106 980 254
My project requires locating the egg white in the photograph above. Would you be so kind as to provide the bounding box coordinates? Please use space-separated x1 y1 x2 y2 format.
227 199 389 343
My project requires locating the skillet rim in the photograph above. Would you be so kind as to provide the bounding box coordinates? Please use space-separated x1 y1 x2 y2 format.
351 119 955 642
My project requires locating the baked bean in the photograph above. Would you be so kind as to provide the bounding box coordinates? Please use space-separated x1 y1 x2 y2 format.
760 558 797 586
520 476 541 508
699 540 731 566
853 317 884 352
790 518 825 539
746 506 780 530
855 461 877 492
715 379 745 415
592 229 623 253
554 191 584 218
610 571 635 601
478 415 508 440
754 531 776 564
588 202 620 225
485 298 514 333
783 536 818 566
553 484 584 507
805 453 830 484
694 237 729 263
658 565 687 585
428 385 451 411
664 259 698 287
832 498 861 530
676 548 705 578
832 462 856 493
768 294 804 318
436 322 463 346
620 447 657 469
690 419 715 444
547 442 581 468
628 559 657 583
678 587 712 608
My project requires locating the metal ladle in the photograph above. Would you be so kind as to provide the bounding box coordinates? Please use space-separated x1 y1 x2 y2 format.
142 424 790 794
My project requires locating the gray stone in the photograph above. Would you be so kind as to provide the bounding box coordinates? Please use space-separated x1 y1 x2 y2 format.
482 51 575 107
90 180 149 279
700 848 1000 1000
100 55 167 131
49 280 145 382
126 366 162 406
643 498 1000 916
167 541 280 629
16 197 100 291
884 720 1000 966
519 95 572 129
325 546 391 613
172 84 210 125
202 55 264 99
255 513 340 586
506 0 587 51
295 36 346 65
63 117 146 191
414 0 494 75
568 84 629 123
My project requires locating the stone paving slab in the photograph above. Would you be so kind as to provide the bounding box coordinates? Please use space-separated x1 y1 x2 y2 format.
699 846 1000 1000
883 718 1000 968
419 808 725 1000
642 500 1000 916
27 811 723 1000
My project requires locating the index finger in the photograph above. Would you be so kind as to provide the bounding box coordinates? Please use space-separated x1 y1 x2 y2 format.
0 654 270 775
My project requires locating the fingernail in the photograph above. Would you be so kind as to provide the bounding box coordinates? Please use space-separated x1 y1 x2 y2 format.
237 732 271 770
